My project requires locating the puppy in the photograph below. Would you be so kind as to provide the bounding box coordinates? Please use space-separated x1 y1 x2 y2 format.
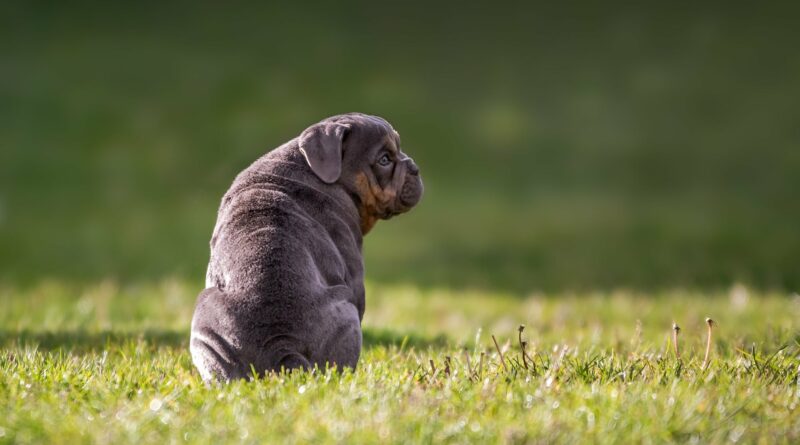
190 113 423 380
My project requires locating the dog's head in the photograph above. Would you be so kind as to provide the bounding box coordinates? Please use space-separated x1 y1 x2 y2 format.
298 113 423 234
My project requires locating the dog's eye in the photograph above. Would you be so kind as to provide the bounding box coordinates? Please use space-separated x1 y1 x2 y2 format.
377 154 392 167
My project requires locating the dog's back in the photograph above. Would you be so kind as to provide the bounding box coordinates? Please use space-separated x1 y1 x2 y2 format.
191 143 365 380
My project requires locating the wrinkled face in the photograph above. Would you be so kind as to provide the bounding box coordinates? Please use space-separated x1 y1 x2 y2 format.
298 113 423 234
342 116 423 233
344 123 423 233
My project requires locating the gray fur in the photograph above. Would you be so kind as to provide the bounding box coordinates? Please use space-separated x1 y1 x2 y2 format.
190 113 423 381
298 121 350 184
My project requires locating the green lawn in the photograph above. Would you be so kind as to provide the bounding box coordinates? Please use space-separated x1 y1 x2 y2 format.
1 280 798 444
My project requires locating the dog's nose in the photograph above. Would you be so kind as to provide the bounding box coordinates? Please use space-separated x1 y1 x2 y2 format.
405 158 419 176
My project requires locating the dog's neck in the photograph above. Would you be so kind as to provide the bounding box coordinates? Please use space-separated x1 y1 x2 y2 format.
262 144 382 237
250 145 365 245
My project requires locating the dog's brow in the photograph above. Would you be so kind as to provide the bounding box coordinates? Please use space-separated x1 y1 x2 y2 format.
383 135 399 154
380 135 400 154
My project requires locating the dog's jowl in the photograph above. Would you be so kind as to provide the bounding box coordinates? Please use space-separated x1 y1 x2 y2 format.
190 113 423 381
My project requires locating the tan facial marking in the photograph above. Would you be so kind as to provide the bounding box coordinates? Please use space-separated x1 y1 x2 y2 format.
354 172 399 234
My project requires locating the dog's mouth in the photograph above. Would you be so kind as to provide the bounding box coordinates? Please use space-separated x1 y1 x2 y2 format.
398 176 423 208
381 178 423 219
378 199 409 220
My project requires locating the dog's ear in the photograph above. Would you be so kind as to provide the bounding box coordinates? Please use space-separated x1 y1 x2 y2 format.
298 122 351 184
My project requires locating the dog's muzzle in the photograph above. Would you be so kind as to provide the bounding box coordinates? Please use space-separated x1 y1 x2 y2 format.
398 158 423 209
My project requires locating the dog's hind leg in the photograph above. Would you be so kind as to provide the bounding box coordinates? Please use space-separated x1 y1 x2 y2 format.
190 287 248 381
276 349 312 373
252 334 312 374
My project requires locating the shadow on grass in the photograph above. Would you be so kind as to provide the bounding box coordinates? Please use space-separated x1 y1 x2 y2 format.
362 327 448 350
0 327 448 353
0 329 188 353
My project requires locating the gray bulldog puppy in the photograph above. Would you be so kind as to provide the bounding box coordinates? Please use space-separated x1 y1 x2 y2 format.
190 113 423 381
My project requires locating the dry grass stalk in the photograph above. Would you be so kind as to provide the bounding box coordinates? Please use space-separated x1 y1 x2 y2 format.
492 334 509 372
702 318 715 370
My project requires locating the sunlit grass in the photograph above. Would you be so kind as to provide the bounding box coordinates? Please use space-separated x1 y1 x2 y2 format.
1 280 799 443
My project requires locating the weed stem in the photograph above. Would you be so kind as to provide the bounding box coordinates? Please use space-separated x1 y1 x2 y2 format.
492 335 509 373
518 325 529 370
702 318 715 370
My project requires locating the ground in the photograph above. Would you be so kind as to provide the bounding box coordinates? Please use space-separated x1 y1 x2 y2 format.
1 280 798 444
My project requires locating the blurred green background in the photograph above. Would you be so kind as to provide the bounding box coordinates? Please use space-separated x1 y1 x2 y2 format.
1 1 798 292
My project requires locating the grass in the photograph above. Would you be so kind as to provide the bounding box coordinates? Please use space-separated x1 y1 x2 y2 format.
1 280 799 443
